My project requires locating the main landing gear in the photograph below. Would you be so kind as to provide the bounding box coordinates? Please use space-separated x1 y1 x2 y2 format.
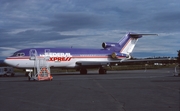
99 67 107 74
79 67 107 74
80 68 87 74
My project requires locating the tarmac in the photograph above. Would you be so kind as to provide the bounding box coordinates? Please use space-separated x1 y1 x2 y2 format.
0 68 179 111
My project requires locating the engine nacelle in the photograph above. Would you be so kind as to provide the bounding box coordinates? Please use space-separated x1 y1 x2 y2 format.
102 42 119 49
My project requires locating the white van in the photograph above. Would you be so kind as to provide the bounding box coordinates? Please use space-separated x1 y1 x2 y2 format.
0 67 15 77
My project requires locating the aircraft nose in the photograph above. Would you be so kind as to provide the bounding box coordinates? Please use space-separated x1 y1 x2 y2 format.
4 59 8 65
4 58 20 67
4 58 11 66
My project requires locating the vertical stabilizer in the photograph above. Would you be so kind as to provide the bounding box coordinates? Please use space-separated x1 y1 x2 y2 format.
119 33 157 55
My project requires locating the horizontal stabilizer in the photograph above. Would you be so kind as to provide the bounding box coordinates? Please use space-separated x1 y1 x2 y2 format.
129 34 158 38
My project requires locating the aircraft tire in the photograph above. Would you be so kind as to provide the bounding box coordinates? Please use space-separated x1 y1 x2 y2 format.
25 72 29 77
99 68 107 74
80 68 87 74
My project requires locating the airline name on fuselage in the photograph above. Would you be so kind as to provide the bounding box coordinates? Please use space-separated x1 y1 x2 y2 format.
40 52 72 61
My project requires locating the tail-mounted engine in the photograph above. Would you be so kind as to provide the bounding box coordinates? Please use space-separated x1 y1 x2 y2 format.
102 42 119 49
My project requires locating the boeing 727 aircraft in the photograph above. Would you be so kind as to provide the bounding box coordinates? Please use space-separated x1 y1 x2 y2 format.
4 33 157 74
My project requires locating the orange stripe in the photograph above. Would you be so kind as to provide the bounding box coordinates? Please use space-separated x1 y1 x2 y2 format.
120 38 132 53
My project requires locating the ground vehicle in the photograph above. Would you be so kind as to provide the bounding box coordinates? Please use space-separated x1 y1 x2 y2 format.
0 67 15 77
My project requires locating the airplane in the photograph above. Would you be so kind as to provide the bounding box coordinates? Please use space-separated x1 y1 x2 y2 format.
4 32 157 75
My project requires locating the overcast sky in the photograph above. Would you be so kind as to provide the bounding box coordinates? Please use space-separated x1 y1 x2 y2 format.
0 0 180 59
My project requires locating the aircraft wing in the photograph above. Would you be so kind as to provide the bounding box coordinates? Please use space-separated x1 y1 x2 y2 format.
120 58 173 62
76 61 112 66
76 58 173 67
76 61 122 68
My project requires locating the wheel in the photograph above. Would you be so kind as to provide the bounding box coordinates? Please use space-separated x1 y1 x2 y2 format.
25 72 29 77
99 68 107 74
80 68 87 74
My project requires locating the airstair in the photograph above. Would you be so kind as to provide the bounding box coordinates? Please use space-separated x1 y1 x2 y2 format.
28 49 53 81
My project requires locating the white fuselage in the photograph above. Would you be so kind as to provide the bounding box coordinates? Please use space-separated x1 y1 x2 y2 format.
4 55 123 68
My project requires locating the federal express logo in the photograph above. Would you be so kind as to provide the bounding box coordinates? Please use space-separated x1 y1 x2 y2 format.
40 52 72 62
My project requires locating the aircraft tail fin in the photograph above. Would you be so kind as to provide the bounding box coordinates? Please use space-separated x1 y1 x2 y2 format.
119 33 157 55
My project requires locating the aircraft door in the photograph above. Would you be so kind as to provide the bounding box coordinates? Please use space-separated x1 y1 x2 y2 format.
45 49 50 54
29 49 38 60
44 49 51 61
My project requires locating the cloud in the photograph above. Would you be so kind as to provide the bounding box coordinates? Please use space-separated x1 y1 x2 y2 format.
43 12 106 31
0 29 83 49
151 12 180 32
0 0 180 59
0 47 19 57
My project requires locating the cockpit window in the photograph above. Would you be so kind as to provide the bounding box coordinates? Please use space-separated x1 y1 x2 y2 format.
13 53 25 56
